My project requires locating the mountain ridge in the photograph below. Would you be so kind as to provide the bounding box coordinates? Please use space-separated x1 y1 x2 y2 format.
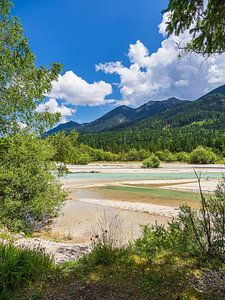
45 97 186 135
45 84 225 136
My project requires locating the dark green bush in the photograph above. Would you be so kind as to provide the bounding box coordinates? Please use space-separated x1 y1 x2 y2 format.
133 224 171 261
175 151 190 162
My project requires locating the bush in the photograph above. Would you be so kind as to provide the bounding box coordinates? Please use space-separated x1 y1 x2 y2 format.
155 150 176 162
142 155 160 168
0 243 53 298
87 244 115 266
76 153 91 165
177 175 225 258
189 146 217 164
134 176 225 261
133 224 171 261
0 133 66 233
125 148 140 161
175 151 190 162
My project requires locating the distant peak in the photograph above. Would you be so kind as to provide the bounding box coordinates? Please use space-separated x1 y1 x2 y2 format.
115 105 132 110
61 120 80 126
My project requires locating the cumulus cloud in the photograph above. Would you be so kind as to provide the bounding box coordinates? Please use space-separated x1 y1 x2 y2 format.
36 98 76 123
49 71 113 106
96 12 225 106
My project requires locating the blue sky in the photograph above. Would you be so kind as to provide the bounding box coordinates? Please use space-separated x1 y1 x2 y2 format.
13 0 225 123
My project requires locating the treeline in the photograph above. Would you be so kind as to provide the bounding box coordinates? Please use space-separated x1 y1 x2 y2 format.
78 94 225 154
47 131 222 165
79 125 225 155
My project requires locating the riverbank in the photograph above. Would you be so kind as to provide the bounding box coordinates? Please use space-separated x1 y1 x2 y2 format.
45 162 224 246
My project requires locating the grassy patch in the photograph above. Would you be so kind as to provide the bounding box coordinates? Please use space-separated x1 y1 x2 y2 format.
13 246 222 300
0 243 53 299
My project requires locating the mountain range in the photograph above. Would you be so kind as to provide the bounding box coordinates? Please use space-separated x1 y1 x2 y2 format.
45 97 186 135
46 85 225 135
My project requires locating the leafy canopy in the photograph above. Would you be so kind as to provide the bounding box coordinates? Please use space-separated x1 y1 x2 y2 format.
0 133 66 233
165 0 225 55
0 0 62 134
0 1 66 233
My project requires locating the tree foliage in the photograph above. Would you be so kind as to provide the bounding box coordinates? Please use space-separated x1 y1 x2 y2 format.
0 0 62 134
0 133 66 233
165 0 225 55
79 94 225 154
142 155 160 168
0 1 66 233
189 146 217 164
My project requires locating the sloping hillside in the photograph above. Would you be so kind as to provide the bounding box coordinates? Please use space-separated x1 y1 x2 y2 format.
45 97 184 135
79 92 225 153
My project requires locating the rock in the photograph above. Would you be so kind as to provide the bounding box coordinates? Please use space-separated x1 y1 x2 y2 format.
13 237 90 263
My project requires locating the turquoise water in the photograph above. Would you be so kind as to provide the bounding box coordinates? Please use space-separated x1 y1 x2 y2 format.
65 172 223 181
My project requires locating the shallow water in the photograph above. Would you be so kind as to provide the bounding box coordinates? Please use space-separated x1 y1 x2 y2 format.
51 167 223 245
65 171 222 181
90 185 201 208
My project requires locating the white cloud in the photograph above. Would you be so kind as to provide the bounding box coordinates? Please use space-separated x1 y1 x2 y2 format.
96 12 225 106
36 98 76 123
49 71 113 106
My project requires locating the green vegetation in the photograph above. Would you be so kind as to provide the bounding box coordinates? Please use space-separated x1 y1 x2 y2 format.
0 243 53 299
134 178 225 262
47 130 221 166
0 1 224 299
0 1 66 234
7 178 225 299
0 0 62 134
165 0 225 55
189 146 218 164
142 155 160 168
0 133 66 233
155 150 176 162
79 93 225 154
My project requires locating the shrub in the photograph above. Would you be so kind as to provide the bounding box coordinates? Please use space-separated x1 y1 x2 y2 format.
134 175 225 261
189 146 217 164
175 151 190 162
155 150 176 162
176 174 225 258
76 153 91 165
87 244 115 266
125 148 140 161
0 133 66 233
142 155 160 168
133 224 171 261
0 243 53 298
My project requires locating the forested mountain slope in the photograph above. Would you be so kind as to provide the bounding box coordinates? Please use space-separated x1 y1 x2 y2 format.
45 97 184 135
79 92 225 153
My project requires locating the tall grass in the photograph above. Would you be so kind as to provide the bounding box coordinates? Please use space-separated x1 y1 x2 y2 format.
0 242 53 299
